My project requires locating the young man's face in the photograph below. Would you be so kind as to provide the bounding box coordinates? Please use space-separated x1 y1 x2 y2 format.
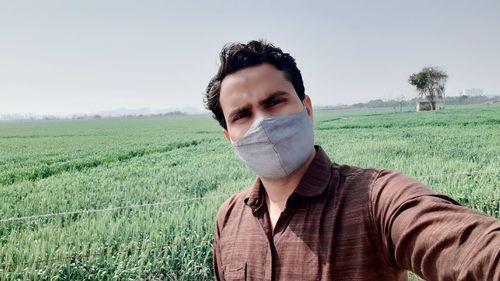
219 63 313 141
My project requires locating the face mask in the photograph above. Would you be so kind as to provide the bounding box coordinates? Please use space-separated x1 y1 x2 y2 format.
230 107 314 179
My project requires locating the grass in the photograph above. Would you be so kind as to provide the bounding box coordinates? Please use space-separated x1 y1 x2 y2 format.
0 105 498 280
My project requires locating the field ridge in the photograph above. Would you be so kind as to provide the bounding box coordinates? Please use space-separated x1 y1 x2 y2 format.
0 139 208 186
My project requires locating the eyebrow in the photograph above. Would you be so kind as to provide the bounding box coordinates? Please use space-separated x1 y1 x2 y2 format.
259 91 290 107
227 91 291 122
228 105 251 122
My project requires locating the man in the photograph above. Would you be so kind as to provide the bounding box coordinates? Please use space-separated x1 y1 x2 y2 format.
204 40 499 281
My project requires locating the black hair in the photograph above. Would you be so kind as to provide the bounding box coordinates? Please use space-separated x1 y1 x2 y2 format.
204 39 305 129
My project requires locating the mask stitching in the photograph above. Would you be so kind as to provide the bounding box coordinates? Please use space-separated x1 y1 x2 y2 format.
231 118 267 146
260 118 289 176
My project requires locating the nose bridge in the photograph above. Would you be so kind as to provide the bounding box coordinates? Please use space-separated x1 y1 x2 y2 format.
253 108 270 120
252 106 277 127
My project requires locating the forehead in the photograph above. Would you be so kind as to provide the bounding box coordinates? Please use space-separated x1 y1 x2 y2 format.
219 63 295 111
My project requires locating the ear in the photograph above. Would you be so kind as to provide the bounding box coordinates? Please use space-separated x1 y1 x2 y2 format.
303 95 313 121
223 129 230 141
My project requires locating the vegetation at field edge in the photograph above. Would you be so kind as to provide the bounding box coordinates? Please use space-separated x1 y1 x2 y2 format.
0 106 498 280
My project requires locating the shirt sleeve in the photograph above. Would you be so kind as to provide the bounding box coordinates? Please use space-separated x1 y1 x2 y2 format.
370 169 500 281
213 217 225 281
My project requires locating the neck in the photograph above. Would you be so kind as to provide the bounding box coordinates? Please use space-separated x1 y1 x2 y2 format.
261 148 316 209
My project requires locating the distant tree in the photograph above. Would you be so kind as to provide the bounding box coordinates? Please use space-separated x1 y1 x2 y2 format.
459 95 469 105
408 66 448 110
396 95 407 112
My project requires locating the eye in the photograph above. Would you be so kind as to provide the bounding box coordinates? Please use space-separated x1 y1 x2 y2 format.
268 98 285 107
232 111 251 122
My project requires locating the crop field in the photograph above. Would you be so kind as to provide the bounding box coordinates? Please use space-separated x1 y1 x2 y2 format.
0 105 498 280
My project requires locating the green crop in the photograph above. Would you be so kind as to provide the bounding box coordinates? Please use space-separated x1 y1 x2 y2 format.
0 105 498 280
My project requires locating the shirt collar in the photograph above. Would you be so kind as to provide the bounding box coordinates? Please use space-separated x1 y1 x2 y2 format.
244 145 333 211
243 179 265 213
293 145 333 197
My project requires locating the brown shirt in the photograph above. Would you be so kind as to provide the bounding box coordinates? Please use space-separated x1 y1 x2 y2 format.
213 146 500 281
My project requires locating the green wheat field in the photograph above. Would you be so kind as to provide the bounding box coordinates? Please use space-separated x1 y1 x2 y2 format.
1 105 499 280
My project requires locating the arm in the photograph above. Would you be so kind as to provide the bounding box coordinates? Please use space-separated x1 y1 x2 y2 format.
370 170 499 281
213 218 225 281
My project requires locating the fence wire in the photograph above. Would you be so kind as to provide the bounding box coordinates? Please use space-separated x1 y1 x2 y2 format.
415 169 499 179
0 194 231 223
0 170 498 270
1 169 498 224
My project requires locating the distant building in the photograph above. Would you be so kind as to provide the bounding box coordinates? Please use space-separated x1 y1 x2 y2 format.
416 100 445 111
416 101 433 111
460 88 484 97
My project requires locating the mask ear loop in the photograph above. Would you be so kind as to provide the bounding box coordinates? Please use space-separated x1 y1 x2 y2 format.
300 101 308 114
300 99 315 128
300 98 308 110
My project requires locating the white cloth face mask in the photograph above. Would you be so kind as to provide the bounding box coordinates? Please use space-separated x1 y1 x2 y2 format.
230 107 315 179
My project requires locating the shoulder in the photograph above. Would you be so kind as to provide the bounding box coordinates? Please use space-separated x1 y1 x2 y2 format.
335 166 436 199
215 187 252 228
334 164 381 192
331 165 449 208
370 169 447 204
368 169 460 231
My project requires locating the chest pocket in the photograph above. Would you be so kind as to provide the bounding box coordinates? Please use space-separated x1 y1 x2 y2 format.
223 262 247 281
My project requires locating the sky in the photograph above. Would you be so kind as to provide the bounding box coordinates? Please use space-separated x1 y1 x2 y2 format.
1 0 499 116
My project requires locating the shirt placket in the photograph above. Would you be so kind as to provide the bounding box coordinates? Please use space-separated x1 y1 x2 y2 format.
255 201 298 281
250 201 272 281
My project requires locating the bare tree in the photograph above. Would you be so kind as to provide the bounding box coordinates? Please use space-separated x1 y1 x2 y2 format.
408 66 448 110
396 95 407 113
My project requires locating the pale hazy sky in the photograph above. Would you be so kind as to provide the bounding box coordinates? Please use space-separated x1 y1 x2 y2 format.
1 0 499 116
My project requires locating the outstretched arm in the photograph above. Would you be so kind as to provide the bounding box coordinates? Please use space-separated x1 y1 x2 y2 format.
370 170 499 281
